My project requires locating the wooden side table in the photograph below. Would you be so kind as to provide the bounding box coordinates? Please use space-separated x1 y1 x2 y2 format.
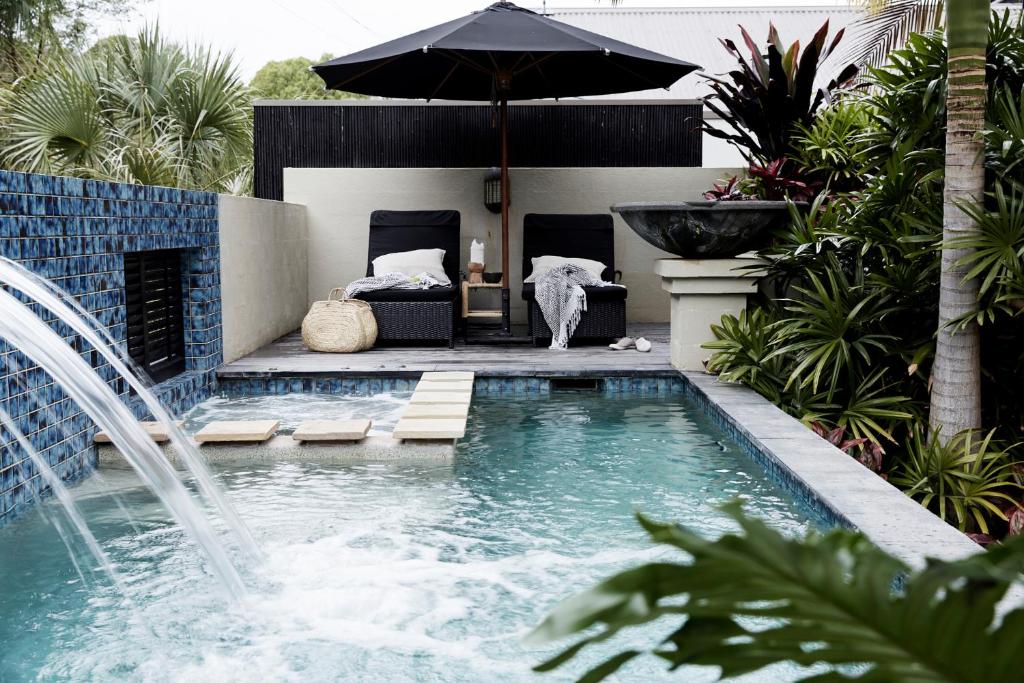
461 281 503 319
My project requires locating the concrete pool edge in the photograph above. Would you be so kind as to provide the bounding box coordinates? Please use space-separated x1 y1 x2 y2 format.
680 371 982 570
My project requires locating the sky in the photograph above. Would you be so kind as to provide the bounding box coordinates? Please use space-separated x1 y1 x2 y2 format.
95 0 852 81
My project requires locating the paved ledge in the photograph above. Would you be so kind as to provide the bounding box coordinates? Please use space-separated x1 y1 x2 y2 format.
681 371 983 570
97 434 454 467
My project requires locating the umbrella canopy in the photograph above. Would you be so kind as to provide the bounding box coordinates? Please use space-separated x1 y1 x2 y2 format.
312 2 698 101
312 2 699 335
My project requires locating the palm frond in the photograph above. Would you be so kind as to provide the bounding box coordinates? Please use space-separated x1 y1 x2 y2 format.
841 0 945 69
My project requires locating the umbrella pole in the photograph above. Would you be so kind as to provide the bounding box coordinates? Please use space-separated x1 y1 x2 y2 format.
500 96 511 336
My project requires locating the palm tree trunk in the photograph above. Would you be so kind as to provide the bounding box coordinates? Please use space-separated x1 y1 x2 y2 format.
929 0 989 442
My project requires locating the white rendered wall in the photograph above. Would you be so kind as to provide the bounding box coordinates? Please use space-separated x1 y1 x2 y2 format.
218 195 308 363
283 167 735 323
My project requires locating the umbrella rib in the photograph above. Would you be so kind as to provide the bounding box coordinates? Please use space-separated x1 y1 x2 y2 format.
327 54 404 90
600 55 672 91
428 61 462 101
512 52 558 78
435 49 492 76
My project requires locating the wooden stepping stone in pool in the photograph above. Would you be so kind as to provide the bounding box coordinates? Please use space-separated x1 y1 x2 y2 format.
414 379 474 393
94 421 183 444
194 420 280 444
393 418 466 440
420 371 474 382
410 391 472 405
402 403 470 420
292 419 371 442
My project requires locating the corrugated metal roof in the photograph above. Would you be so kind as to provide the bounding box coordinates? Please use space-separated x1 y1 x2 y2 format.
546 5 864 100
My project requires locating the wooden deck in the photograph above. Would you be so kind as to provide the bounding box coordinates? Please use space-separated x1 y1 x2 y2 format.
217 323 674 378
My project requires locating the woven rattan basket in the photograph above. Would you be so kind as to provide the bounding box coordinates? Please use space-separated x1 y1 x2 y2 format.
302 288 377 353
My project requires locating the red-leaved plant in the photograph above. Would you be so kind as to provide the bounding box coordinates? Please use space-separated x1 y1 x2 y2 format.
703 176 755 201
747 157 821 202
810 421 885 472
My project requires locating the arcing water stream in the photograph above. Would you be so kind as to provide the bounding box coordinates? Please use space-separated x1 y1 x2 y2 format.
0 257 256 598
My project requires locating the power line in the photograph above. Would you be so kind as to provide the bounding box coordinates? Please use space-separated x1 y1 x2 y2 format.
265 0 344 45
314 0 384 38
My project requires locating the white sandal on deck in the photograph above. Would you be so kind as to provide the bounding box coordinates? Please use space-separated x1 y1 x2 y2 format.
608 337 636 350
635 337 652 352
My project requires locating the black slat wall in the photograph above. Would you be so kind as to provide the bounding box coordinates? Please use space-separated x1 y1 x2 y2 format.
253 101 703 201
124 250 186 383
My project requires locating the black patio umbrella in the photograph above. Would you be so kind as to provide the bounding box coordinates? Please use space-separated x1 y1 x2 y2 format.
312 1 699 333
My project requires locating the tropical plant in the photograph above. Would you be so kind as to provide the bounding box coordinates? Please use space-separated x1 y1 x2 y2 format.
704 9 1024 537
952 185 1024 324
841 0 945 69
530 503 1024 682
791 101 871 193
891 426 1022 534
701 20 857 164
0 26 252 193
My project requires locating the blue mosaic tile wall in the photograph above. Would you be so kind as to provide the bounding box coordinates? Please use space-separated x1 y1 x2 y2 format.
215 375 686 398
0 170 222 522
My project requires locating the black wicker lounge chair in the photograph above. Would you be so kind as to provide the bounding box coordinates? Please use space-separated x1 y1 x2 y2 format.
353 209 460 348
521 213 627 347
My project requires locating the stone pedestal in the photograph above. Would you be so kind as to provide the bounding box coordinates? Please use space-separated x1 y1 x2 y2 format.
655 257 762 371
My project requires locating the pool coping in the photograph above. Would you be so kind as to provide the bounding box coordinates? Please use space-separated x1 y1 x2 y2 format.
680 371 982 570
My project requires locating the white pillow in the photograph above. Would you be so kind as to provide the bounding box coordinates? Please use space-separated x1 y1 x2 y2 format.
372 249 450 284
524 255 607 283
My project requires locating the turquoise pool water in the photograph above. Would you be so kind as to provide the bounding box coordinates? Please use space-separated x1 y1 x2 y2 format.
0 394 817 682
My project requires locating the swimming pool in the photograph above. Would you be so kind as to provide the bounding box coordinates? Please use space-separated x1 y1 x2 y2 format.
0 393 819 682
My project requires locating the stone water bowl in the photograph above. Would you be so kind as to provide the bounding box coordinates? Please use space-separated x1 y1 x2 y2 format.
611 200 799 259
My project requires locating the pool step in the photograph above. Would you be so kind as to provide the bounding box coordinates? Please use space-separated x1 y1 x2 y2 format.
395 372 474 443
94 421 183 444
420 371 474 382
392 419 466 440
414 379 474 393
293 419 372 442
401 403 470 420
409 391 472 405
195 420 280 444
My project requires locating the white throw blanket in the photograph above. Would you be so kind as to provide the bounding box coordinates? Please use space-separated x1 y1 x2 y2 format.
534 264 619 350
343 272 449 299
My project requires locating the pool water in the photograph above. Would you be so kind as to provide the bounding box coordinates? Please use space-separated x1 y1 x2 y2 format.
0 394 817 682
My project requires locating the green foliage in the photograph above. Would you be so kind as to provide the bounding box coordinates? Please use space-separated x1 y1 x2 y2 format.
891 428 1022 534
702 21 858 164
0 26 253 193
249 54 367 101
703 10 1024 537
0 0 132 83
531 503 1024 682
952 185 1024 324
792 101 871 192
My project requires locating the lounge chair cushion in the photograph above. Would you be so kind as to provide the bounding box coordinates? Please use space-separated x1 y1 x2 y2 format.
521 283 627 302
522 213 616 282
372 248 450 283
523 255 607 283
353 285 459 303
367 210 461 283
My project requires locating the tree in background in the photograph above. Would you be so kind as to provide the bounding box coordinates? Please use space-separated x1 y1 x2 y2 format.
249 54 367 100
0 26 252 193
0 0 133 83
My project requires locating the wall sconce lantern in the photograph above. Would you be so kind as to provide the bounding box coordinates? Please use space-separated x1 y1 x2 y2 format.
484 167 505 214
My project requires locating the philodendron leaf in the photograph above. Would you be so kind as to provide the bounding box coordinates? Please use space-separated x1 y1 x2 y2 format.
530 503 1024 682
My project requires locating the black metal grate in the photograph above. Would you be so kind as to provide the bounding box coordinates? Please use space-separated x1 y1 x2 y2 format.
124 250 186 383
